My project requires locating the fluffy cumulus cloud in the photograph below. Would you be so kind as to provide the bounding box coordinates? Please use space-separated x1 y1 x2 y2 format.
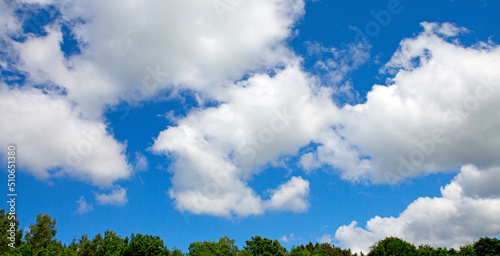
153 65 334 216
454 165 500 199
8 0 305 117
265 176 310 212
306 22 500 183
13 28 123 118
0 86 131 186
335 165 500 253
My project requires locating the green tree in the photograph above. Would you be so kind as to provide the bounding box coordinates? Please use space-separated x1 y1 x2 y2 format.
0 209 24 253
237 250 254 256
219 236 239 256
368 237 417 256
243 236 286 256
288 246 311 256
170 248 183 256
435 247 451 256
289 242 354 256
448 248 458 256
368 245 386 256
188 241 217 256
417 244 435 256
473 237 500 256
74 234 98 256
122 233 169 256
458 244 475 256
95 230 124 256
25 213 57 250
3 243 33 256
31 241 64 256
188 237 238 256
92 233 104 253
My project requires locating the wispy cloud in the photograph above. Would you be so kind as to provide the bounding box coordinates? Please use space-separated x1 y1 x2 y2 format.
75 196 93 214
133 152 149 172
95 187 128 207
280 233 296 244
319 234 334 244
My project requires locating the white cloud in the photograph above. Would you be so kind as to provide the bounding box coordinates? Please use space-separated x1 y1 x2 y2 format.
133 152 149 172
153 65 338 217
0 1 20 40
319 234 334 244
95 187 128 206
265 177 310 213
280 233 295 244
454 165 500 199
75 196 93 214
420 22 469 39
306 129 372 181
280 235 289 243
0 87 131 186
8 0 306 117
299 152 320 172
334 165 500 254
13 28 123 118
309 22 500 183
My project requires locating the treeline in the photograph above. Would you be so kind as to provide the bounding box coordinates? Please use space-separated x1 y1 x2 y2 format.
1 210 500 255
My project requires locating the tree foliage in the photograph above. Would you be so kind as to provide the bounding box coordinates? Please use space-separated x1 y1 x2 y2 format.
24 213 57 249
289 242 354 256
122 233 169 256
368 237 417 256
243 236 286 256
187 236 239 256
473 237 500 256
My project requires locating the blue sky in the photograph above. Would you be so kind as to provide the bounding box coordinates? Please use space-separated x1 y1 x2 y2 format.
1 0 500 253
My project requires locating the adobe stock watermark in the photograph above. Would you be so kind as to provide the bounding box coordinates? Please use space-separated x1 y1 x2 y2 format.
116 64 170 120
386 75 498 182
237 109 295 162
336 0 404 53
6 144 18 248
351 0 404 44
212 0 244 21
